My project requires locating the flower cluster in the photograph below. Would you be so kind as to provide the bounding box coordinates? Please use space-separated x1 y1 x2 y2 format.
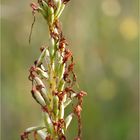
21 0 87 140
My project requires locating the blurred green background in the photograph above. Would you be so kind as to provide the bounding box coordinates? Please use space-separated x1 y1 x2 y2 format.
1 0 139 139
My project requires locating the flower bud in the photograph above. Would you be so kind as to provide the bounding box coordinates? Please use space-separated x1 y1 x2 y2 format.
58 79 65 91
38 7 48 19
36 48 48 66
59 64 65 79
25 126 45 133
40 64 46 71
47 6 54 25
55 3 65 19
43 112 54 134
64 93 77 108
36 67 48 79
53 95 59 117
42 0 49 11
49 38 55 58
64 99 71 108
54 0 62 17
59 102 64 119
65 113 73 130
53 0 59 4
37 130 47 139
71 93 77 98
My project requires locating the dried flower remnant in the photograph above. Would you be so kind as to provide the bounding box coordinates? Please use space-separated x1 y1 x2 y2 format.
21 0 87 139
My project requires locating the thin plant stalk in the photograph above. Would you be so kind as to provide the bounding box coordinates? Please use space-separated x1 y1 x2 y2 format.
21 0 87 140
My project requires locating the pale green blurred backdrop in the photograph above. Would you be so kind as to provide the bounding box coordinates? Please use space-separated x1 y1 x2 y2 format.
1 0 139 140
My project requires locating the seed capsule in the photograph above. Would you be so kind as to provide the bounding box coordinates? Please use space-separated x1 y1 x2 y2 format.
31 88 46 107
40 88 50 105
34 76 45 87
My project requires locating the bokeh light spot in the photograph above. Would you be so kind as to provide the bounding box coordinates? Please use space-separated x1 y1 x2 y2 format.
101 0 121 17
112 58 133 79
119 17 138 40
97 79 116 101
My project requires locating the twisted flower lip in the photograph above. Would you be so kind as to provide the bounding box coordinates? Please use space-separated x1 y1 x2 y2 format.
30 2 39 11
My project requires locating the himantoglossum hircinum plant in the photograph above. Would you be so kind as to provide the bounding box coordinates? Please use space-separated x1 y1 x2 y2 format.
21 0 87 140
